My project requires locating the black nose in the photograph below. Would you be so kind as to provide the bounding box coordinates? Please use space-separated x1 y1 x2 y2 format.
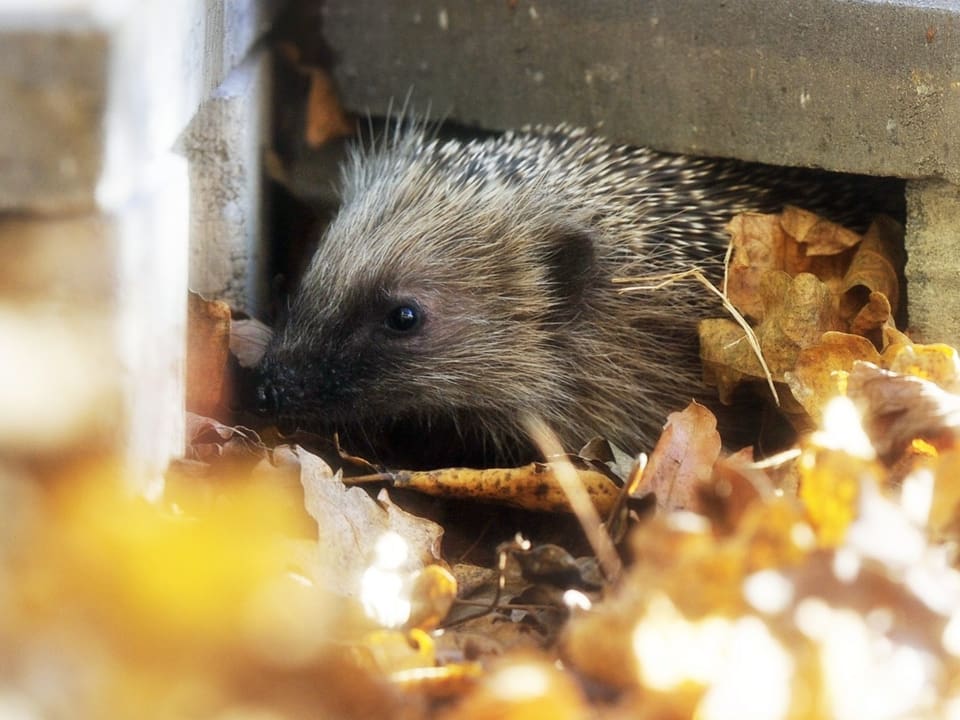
253 370 283 416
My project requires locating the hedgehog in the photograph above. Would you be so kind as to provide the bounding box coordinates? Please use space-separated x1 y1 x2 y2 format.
255 123 900 468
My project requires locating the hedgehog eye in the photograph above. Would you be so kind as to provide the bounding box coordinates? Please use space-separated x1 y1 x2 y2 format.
385 303 421 333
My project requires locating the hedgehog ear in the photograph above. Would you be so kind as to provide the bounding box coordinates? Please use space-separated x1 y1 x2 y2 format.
542 224 597 308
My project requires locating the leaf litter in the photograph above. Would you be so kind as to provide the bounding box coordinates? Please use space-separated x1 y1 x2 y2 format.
11 209 960 718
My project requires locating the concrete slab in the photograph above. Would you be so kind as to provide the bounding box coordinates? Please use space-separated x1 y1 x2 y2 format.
0 155 188 478
322 0 960 181
0 0 276 213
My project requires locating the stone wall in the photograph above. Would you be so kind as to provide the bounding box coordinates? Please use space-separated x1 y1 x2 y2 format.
0 1 274 485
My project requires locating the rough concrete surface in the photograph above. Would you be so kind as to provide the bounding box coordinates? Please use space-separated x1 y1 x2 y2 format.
181 50 271 315
0 154 188 466
0 0 276 213
0 30 108 213
322 0 960 181
906 179 960 346
0 0 276 479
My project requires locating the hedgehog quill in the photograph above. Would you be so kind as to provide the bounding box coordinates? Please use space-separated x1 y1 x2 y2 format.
255 124 898 468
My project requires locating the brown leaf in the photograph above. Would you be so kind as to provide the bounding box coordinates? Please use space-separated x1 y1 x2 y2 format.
785 332 881 424
881 340 960 394
699 317 766 404
847 291 892 338
287 445 446 598
847 362 960 459
639 402 721 513
383 462 621 516
723 208 902 337
701 272 839 406
306 69 353 148
186 292 231 416
840 215 903 317
700 446 767 533
781 205 862 256
758 272 839 359
725 211 790 320
725 208 864 323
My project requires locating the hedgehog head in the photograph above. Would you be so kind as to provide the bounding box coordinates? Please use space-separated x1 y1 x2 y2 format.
256 132 601 461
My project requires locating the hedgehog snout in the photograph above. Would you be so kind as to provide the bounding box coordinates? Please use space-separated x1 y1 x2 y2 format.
253 373 281 417
252 359 305 418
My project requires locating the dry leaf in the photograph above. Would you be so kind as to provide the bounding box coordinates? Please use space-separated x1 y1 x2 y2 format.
840 216 903 319
725 211 790 320
639 401 721 513
781 205 862 256
699 316 767 404
881 340 960 393
701 272 838 406
846 291 893 337
700 446 766 533
756 272 839 366
376 462 621 516
230 316 272 368
285 445 445 598
724 207 865 322
306 69 353 147
186 292 231 416
708 208 903 426
785 332 881 423
848 362 960 459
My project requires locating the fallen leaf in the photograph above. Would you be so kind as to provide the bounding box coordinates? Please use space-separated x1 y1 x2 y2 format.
840 215 903 319
846 291 892 338
725 211 791 321
785 332 881 424
366 462 622 516
305 69 353 147
699 317 767 404
638 401 721 513
881 340 960 393
847 362 960 459
782 205 862 256
701 272 839 409
284 445 445 599
706 208 904 430
230 316 272 368
186 292 231 416
700 446 767 533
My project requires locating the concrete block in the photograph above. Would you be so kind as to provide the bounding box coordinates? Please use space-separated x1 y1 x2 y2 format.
0 1 278 481
321 0 960 181
181 50 271 315
905 180 960 346
0 213 121 453
0 156 189 486
0 0 276 214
